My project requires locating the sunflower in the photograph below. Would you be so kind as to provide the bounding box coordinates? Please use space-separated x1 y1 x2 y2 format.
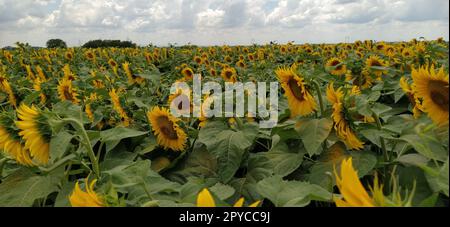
147 106 187 151
209 68 217 77
221 67 238 83
122 62 137 85
64 51 73 61
0 78 17 107
276 65 317 117
33 78 46 104
109 88 130 126
0 113 34 166
326 83 364 150
85 50 96 61
63 64 77 81
401 48 414 58
25 65 35 80
197 188 260 207
236 60 246 68
108 59 118 75
365 55 387 78
193 56 203 64
69 178 105 207
15 104 50 165
384 45 396 57
35 65 47 81
326 57 347 76
181 67 194 80
168 88 192 116
334 158 385 207
224 55 232 63
400 77 424 118
57 78 80 104
374 42 386 52
411 65 449 125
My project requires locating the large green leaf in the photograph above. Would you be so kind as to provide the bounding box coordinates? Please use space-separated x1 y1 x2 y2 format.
198 121 259 182
230 153 273 201
0 168 62 207
400 134 447 161
49 130 74 162
166 144 218 182
308 147 377 189
100 127 148 152
257 175 331 207
295 118 333 156
263 135 305 177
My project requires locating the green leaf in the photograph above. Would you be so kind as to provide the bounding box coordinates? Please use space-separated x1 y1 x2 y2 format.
360 129 393 148
230 154 273 201
424 157 449 197
100 127 148 152
209 183 235 200
0 168 62 207
52 101 89 123
308 150 377 189
264 137 305 177
49 131 73 162
400 134 447 161
54 181 75 207
371 103 392 116
198 121 259 182
257 175 331 207
396 154 429 167
166 144 218 182
295 118 333 156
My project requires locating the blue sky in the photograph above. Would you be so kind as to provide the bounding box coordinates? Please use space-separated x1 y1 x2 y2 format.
0 0 448 47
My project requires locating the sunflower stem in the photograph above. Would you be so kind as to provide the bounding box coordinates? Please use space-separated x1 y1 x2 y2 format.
312 80 325 117
61 118 100 178
372 112 391 190
372 112 389 162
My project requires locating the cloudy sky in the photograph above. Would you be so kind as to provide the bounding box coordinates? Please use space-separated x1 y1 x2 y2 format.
0 0 448 47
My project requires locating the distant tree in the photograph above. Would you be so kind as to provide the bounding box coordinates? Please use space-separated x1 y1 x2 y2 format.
82 39 137 48
46 39 67 48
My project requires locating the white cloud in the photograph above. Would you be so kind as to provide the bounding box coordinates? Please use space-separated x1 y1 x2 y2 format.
0 0 448 47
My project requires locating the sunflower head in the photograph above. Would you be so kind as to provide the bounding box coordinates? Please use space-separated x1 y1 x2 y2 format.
57 78 80 104
326 57 347 76
221 67 237 82
85 51 95 60
15 104 51 165
326 84 364 150
334 157 376 207
276 65 317 117
108 59 118 68
366 55 387 77
69 178 106 207
147 106 187 151
181 67 194 80
412 65 449 125
0 112 34 166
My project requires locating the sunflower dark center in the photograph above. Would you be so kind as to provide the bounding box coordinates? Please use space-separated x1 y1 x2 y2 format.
288 78 305 101
63 86 74 101
225 71 233 78
330 60 340 66
157 116 178 139
185 70 193 77
429 80 449 112
370 60 382 67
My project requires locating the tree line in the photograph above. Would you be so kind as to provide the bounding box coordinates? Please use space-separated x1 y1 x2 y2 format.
46 39 137 48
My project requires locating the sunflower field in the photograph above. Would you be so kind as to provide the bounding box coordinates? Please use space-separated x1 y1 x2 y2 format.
0 38 448 207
